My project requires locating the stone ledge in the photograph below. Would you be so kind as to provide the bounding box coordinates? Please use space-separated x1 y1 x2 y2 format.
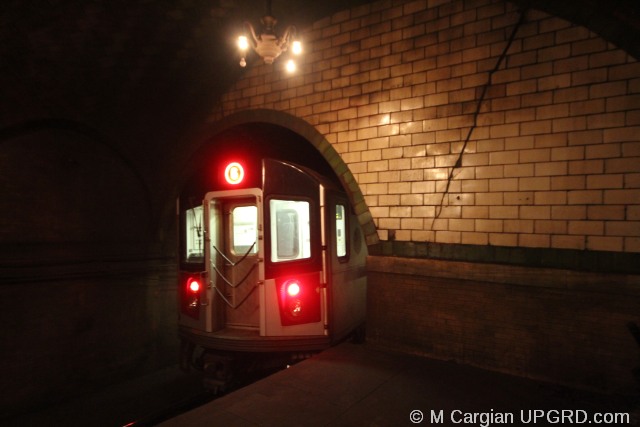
368 240 640 275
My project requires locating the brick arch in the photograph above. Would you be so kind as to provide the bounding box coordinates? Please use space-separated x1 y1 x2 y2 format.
202 108 379 245
217 0 640 256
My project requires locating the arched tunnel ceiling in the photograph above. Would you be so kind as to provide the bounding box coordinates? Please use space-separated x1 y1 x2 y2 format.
1 0 639 181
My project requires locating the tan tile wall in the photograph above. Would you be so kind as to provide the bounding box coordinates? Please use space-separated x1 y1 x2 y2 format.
216 0 640 253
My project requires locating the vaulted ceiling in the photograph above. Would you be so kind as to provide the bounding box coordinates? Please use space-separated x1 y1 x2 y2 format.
1 0 638 181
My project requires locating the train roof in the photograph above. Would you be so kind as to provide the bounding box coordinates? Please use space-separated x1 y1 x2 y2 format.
262 158 343 193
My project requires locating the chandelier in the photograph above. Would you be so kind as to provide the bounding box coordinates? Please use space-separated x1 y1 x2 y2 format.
236 1 302 72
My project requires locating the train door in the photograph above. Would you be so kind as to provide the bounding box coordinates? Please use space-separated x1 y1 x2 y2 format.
204 189 264 333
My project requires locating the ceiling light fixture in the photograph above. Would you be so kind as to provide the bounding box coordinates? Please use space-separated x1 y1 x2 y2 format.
237 0 302 72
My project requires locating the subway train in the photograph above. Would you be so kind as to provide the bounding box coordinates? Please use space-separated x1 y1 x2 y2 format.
177 157 366 390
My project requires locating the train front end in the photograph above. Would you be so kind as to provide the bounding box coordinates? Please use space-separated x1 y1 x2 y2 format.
178 158 353 389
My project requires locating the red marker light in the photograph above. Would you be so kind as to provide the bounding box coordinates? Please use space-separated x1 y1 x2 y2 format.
188 278 201 293
224 162 244 185
286 281 300 297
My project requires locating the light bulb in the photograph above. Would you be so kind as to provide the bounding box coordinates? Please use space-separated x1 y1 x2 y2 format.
237 35 249 51
291 40 302 55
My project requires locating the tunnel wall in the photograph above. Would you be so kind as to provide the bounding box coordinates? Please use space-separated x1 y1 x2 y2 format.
0 128 178 417
215 0 640 392
367 256 640 393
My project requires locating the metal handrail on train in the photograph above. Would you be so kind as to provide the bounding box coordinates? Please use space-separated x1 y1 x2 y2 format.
211 242 255 267
210 242 258 309
211 283 258 310
210 262 257 289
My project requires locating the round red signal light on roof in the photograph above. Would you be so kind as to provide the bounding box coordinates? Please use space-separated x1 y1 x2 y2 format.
224 162 244 185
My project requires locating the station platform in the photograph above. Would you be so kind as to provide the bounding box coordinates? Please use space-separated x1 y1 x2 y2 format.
160 342 638 427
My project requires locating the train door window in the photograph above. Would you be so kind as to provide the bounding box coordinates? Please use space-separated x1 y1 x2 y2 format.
231 205 258 255
185 205 204 263
336 204 347 259
270 199 311 262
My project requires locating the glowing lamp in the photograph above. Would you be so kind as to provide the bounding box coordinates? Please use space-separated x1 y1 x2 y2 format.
291 40 302 55
188 278 201 293
224 162 244 185
286 281 300 297
237 35 249 51
285 59 296 73
236 3 301 68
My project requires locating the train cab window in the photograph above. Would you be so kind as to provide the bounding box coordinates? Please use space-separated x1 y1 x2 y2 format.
231 205 258 255
185 205 204 263
270 199 311 262
336 204 347 258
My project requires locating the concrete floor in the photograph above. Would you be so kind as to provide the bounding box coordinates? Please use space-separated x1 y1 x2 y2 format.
160 342 639 426
4 342 638 426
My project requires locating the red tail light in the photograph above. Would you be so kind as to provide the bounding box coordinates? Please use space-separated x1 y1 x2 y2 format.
286 281 300 297
281 279 303 320
188 278 201 293
277 275 321 326
181 274 202 320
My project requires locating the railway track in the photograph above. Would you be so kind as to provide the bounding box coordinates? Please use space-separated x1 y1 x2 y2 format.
122 365 286 426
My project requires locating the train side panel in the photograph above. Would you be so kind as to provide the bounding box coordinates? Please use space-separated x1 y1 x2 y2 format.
324 191 367 343
262 159 328 337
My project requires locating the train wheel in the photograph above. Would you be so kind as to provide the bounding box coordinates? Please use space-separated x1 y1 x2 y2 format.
202 353 233 394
